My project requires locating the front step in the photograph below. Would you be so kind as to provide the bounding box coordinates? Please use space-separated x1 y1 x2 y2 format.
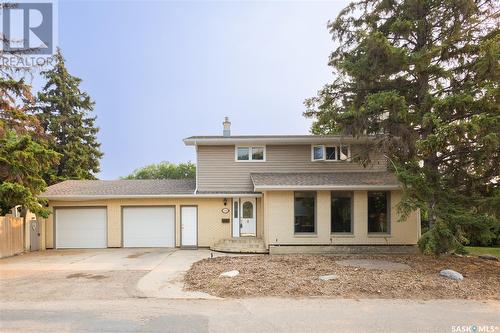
210 238 269 254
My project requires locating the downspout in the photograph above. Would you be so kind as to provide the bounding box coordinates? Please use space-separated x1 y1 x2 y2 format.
194 141 198 194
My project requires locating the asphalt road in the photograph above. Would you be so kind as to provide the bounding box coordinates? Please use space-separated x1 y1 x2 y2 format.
1 298 499 333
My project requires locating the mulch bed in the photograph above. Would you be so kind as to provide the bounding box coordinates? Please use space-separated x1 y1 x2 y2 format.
184 254 500 299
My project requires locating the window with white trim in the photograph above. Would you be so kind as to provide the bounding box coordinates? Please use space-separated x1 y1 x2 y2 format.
236 146 266 161
311 145 350 161
313 145 323 160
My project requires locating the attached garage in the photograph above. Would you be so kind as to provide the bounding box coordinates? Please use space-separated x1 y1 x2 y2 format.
122 206 175 247
55 207 107 249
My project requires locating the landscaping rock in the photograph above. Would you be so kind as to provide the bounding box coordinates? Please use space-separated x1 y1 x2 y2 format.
220 270 239 278
440 269 463 280
319 274 338 281
478 254 498 261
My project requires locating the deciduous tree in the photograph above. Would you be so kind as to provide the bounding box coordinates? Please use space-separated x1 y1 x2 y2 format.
123 161 196 180
0 72 59 216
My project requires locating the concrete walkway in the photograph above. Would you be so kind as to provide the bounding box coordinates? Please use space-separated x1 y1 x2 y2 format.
135 249 225 299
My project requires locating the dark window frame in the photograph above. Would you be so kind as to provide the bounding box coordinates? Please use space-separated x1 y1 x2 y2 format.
330 191 354 234
293 191 316 235
367 191 391 234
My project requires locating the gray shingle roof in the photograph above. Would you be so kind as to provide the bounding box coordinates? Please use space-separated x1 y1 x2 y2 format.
41 179 196 198
250 172 400 189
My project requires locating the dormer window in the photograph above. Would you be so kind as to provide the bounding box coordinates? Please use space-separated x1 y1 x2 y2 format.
311 145 350 161
236 146 266 162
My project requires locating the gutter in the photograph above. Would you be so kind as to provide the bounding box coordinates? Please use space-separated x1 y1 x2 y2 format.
183 136 378 146
253 185 401 191
40 193 263 201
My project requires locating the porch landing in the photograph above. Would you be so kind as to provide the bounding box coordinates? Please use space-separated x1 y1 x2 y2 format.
210 238 269 254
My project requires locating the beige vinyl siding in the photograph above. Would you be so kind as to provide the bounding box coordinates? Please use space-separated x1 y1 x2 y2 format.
197 145 388 192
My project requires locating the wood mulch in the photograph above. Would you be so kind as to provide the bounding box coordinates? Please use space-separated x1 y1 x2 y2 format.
184 254 500 299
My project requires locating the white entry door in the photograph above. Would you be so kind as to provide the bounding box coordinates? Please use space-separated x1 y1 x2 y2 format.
239 198 256 236
181 206 197 247
123 207 175 247
55 207 107 249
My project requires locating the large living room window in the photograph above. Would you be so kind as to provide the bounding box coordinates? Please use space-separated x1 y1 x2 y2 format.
294 191 316 234
236 146 265 161
331 191 353 233
368 191 390 233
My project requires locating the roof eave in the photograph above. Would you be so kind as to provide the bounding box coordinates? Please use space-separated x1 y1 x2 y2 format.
253 185 401 191
183 136 378 146
42 193 262 201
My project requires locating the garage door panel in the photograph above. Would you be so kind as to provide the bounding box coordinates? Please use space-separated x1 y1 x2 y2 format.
56 208 107 249
123 207 175 247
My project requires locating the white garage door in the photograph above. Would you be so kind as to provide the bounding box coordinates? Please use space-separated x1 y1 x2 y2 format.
122 207 175 247
56 208 107 249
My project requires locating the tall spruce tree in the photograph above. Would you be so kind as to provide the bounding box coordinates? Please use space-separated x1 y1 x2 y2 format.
36 49 103 184
305 0 499 253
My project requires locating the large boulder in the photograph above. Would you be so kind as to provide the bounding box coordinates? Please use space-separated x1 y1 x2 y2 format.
440 269 463 280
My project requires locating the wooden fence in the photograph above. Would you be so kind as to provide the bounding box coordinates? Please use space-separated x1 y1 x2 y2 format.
0 215 24 259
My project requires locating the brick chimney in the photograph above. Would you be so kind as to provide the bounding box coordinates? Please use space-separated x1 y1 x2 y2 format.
223 117 231 137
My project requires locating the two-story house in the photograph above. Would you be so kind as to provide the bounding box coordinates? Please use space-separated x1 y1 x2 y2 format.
39 118 420 254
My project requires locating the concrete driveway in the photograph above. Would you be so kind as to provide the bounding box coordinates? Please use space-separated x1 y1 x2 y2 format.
0 248 174 271
0 248 221 301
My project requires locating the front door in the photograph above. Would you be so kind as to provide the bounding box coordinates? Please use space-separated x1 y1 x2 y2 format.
239 198 256 236
181 206 198 248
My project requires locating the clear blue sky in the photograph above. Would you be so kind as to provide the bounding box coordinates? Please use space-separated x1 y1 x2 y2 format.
57 0 349 179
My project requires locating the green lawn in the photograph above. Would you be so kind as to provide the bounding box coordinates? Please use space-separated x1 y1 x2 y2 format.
465 246 500 258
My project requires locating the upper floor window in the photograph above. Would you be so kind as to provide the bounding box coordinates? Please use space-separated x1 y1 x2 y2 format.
311 145 350 161
236 146 266 162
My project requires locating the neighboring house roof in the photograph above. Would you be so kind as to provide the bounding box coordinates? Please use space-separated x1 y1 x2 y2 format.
250 172 400 190
41 179 197 199
183 135 379 146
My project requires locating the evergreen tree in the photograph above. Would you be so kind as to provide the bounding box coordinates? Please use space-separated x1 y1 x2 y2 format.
36 49 103 184
305 0 499 253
